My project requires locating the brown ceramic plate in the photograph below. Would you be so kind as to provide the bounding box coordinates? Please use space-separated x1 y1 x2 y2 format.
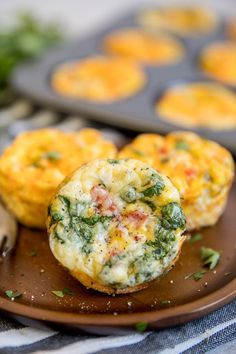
0 183 235 331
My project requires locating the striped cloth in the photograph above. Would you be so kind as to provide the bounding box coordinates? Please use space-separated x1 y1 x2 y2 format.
0 300 235 354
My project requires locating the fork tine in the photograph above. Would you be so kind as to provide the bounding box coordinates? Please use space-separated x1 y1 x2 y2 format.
0 203 18 257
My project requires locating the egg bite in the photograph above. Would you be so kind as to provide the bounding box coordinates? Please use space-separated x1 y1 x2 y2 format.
156 82 236 130
0 129 117 229
51 56 146 102
137 7 218 36
227 19 236 40
48 158 186 294
103 28 184 66
119 132 234 231
200 41 236 86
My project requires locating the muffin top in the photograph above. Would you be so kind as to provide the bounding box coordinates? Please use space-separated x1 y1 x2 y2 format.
0 128 117 199
201 41 236 85
119 132 234 203
103 28 184 65
48 159 185 292
137 7 218 35
51 56 146 101
156 82 236 130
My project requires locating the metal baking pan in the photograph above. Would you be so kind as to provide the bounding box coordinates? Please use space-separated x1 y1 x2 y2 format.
11 9 236 152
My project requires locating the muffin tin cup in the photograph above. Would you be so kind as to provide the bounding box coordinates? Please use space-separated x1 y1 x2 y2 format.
11 9 236 153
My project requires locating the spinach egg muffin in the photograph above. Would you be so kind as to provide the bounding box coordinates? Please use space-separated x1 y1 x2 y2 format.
119 132 234 231
51 56 146 102
103 28 184 65
0 129 117 229
156 82 236 130
47 159 186 294
200 41 236 86
137 7 218 36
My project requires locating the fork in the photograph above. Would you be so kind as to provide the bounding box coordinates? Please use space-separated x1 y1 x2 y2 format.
0 202 18 258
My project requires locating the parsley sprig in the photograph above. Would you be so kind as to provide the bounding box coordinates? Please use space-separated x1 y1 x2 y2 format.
201 247 220 270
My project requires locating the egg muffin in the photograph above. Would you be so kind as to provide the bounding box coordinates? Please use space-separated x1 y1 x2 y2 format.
119 132 234 231
0 129 117 229
201 41 236 85
51 56 146 102
103 28 184 65
226 19 236 40
48 158 186 294
156 82 236 130
137 7 218 36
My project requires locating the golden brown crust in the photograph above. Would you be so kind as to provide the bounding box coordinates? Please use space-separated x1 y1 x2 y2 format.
0 129 117 229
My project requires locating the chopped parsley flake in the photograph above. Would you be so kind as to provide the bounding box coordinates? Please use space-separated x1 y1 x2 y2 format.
201 247 220 270
160 300 171 305
5 290 22 299
136 321 148 332
27 249 37 257
185 271 207 281
52 288 74 298
189 233 202 243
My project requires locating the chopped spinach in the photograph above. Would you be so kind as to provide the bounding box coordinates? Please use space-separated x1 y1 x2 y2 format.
161 202 186 230
120 186 138 203
141 199 156 211
79 215 113 226
107 159 119 164
146 225 176 259
175 140 189 151
41 150 61 161
142 178 164 197
136 321 148 332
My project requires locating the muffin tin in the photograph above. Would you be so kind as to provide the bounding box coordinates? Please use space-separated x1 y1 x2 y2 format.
11 8 236 152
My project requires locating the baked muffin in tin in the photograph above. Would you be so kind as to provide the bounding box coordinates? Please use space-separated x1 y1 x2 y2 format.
119 132 234 231
103 28 184 65
137 7 218 36
0 129 117 228
156 82 236 130
51 56 146 102
48 158 186 294
200 41 236 86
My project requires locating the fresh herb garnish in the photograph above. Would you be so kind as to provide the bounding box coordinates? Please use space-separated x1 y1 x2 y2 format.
52 288 74 298
27 249 37 257
5 290 22 299
135 321 148 332
201 247 220 270
185 271 207 281
189 233 202 243
0 13 63 107
161 202 186 230
175 140 189 151
160 300 171 305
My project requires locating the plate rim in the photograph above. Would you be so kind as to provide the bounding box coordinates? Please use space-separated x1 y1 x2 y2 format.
0 277 235 327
